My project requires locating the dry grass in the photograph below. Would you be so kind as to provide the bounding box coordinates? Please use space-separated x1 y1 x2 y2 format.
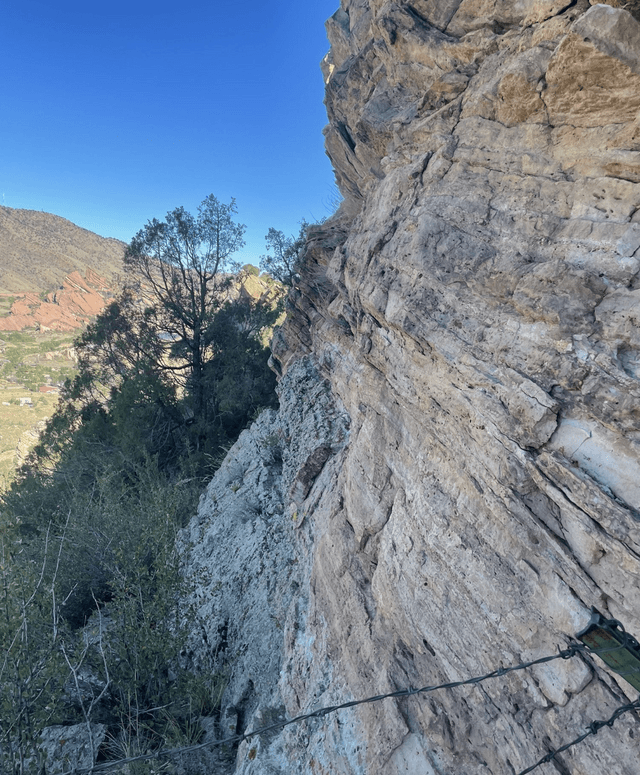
0 390 61 488
0 330 77 488
0 205 125 294
0 297 16 317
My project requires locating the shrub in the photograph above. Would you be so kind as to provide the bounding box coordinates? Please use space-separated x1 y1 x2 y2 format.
0 455 219 773
0 517 70 773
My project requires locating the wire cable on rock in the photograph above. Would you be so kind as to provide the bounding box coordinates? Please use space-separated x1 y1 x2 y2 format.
517 696 640 775
60 643 610 775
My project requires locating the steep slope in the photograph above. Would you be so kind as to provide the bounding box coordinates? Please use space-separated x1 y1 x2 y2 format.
182 3 640 773
0 206 124 294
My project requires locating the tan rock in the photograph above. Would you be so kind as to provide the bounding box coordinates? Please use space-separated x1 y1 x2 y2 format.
545 34 640 127
185 2 640 773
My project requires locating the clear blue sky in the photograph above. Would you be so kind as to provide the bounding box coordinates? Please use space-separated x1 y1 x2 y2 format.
1 0 340 263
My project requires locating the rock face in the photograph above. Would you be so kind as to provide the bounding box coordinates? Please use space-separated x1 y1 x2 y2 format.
183 2 640 773
37 723 106 775
0 270 113 331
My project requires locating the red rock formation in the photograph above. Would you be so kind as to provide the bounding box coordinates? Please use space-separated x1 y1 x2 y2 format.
0 270 115 331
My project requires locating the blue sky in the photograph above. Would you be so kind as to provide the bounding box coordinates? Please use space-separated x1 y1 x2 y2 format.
1 0 340 263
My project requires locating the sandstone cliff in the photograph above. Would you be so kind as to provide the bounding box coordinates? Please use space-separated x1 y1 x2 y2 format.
182 2 640 773
0 270 113 332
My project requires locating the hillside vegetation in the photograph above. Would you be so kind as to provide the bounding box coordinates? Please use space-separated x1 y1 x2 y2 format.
0 196 293 773
0 331 77 486
0 209 127 482
0 206 125 294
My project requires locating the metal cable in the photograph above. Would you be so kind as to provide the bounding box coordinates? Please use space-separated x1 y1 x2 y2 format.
517 697 640 775
60 643 588 775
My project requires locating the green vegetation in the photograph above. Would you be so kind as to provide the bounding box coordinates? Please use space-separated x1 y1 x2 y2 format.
0 390 59 489
0 296 16 316
260 221 309 286
0 195 290 772
0 456 220 774
124 194 248 428
0 331 77 486
0 330 76 391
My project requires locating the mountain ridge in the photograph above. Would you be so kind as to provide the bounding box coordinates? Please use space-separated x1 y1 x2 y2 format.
0 206 125 295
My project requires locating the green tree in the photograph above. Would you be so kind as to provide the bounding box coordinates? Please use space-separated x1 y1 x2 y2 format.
203 292 281 438
124 195 246 423
260 221 308 286
0 196 285 771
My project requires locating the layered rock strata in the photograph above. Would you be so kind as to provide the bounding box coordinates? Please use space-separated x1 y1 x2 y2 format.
183 2 640 773
0 270 112 331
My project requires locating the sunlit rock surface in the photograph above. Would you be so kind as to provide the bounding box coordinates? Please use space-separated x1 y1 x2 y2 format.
183 2 640 772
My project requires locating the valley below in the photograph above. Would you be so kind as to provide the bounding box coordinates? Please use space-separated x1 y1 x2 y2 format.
0 330 77 486
0 207 124 486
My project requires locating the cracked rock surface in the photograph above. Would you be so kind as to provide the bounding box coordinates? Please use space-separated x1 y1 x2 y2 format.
183 2 640 773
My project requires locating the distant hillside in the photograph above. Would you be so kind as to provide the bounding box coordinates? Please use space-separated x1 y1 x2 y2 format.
0 206 125 294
